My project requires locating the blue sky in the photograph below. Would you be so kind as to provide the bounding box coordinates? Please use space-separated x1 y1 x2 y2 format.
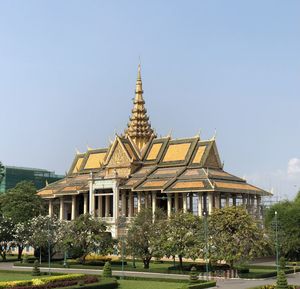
0 0 299 199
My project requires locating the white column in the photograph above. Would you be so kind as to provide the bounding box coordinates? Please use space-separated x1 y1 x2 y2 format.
144 192 148 208
175 193 179 212
98 196 103 217
129 191 133 217
89 179 95 216
167 194 172 217
48 199 53 217
226 194 230 207
121 192 126 216
208 193 213 215
256 195 261 218
113 185 119 222
152 192 156 216
59 197 64 220
83 194 88 214
215 193 220 209
137 192 142 213
71 195 76 220
182 193 187 213
105 195 110 217
198 193 202 216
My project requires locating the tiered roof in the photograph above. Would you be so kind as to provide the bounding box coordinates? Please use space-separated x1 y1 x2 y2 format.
37 65 270 199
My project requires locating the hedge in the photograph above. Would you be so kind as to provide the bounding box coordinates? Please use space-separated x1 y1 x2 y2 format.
0 274 85 289
116 276 189 283
53 280 118 289
181 281 217 289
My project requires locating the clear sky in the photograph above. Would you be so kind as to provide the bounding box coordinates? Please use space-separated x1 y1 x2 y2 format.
0 0 299 199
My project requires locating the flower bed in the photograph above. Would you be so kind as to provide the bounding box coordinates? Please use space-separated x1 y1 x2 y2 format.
0 274 98 289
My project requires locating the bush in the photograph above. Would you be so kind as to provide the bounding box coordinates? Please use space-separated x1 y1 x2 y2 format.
103 262 112 278
22 255 29 264
32 260 41 276
276 270 288 289
181 281 217 289
279 257 286 270
189 267 199 283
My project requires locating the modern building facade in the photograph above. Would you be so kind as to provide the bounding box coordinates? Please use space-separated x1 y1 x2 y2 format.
38 65 270 237
0 166 63 193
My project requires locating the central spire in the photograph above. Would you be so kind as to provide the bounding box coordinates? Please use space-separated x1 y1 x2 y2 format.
125 64 155 150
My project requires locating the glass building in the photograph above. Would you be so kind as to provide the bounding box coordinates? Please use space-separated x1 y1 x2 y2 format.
0 166 64 193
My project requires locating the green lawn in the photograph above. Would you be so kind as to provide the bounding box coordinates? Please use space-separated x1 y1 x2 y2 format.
0 271 42 281
118 280 182 289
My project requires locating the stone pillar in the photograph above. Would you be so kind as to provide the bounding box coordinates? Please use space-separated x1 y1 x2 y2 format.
129 191 133 217
89 180 95 216
105 195 110 217
175 193 179 212
144 192 148 208
198 193 203 216
167 194 172 217
226 194 230 207
152 192 156 216
98 195 103 217
256 195 261 219
208 193 213 214
59 197 64 220
48 199 53 217
214 193 220 209
189 193 193 212
182 193 187 213
71 195 76 220
232 194 237 206
83 194 88 214
113 185 119 222
121 192 126 216
137 192 142 213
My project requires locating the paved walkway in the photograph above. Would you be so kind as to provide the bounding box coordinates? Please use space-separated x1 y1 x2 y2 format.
1 261 300 289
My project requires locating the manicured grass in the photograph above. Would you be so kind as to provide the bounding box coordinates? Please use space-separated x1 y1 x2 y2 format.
118 279 182 289
0 271 42 281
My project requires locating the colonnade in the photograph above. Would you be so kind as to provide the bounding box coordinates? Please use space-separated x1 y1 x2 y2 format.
48 191 262 221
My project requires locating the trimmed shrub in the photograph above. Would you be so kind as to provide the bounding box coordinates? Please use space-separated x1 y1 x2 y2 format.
103 261 112 278
279 257 286 270
22 255 29 264
32 260 41 276
189 266 199 283
276 270 288 289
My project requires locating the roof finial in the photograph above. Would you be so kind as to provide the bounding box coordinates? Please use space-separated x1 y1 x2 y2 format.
75 148 81 154
211 128 217 140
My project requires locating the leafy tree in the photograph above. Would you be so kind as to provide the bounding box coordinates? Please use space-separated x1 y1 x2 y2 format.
0 181 45 259
0 162 4 184
207 206 268 269
265 195 300 260
0 181 44 223
0 215 15 261
164 211 203 270
62 214 112 263
27 215 63 263
126 208 166 269
13 221 33 260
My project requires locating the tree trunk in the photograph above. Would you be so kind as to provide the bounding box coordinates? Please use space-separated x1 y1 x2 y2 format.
179 255 183 271
143 258 150 269
17 245 23 260
0 251 6 261
39 249 42 264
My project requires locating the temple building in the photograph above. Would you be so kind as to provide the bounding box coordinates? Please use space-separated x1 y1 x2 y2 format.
38 65 270 237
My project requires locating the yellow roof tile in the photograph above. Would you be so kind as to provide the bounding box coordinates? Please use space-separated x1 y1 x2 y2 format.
84 152 106 169
162 143 191 162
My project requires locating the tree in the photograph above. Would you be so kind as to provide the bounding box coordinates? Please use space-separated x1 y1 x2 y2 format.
126 208 166 269
27 215 63 263
13 221 33 260
0 181 44 223
0 215 15 261
207 206 268 269
265 195 300 260
164 211 203 270
102 261 112 278
0 181 45 259
62 214 112 263
0 162 4 184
